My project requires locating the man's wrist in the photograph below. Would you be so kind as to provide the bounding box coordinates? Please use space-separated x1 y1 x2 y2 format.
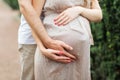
42 37 53 47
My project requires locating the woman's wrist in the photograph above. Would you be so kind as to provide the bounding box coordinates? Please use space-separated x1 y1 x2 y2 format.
35 39 46 52
40 47 46 53
76 6 85 15
72 6 84 15
37 43 47 53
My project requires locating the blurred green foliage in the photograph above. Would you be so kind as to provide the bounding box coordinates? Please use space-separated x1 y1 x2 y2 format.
91 0 120 80
4 0 19 10
4 0 120 80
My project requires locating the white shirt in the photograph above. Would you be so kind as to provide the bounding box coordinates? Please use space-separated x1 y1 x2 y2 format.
18 15 36 44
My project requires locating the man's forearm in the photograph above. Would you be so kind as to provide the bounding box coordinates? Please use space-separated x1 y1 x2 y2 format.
18 0 52 44
31 30 45 50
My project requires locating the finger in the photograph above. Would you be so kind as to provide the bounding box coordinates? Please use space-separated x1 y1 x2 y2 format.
61 42 73 50
58 59 72 63
48 50 71 60
46 51 73 63
54 14 67 25
58 16 70 26
62 18 72 25
58 51 64 55
50 49 66 57
63 50 76 60
55 56 72 63
54 12 64 21
56 56 71 60
52 55 71 63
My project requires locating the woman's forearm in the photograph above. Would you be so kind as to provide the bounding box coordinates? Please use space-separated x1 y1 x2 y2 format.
78 0 103 22
80 7 102 22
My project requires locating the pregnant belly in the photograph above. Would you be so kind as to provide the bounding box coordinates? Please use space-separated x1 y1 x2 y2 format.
43 14 90 52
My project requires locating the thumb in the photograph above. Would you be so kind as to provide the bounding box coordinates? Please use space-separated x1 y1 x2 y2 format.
61 42 73 50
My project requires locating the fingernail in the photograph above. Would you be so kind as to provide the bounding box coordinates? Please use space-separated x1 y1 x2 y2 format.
72 57 76 60
59 51 64 55
70 47 73 50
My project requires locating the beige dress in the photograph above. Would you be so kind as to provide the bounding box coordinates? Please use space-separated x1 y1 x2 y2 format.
35 0 93 80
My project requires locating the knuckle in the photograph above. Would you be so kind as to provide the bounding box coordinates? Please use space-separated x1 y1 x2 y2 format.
54 57 59 60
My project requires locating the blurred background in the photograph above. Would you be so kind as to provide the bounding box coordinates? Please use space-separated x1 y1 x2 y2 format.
0 0 120 80
0 0 20 80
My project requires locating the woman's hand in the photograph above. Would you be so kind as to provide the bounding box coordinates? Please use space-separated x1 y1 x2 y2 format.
45 39 76 60
54 6 83 26
41 48 74 63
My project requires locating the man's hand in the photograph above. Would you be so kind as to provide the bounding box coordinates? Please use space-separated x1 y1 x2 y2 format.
44 39 76 60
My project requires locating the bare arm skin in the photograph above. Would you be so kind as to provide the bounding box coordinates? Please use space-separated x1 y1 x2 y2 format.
31 0 74 63
54 0 102 26
31 29 73 63
18 0 51 44
80 0 103 22
18 0 76 62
